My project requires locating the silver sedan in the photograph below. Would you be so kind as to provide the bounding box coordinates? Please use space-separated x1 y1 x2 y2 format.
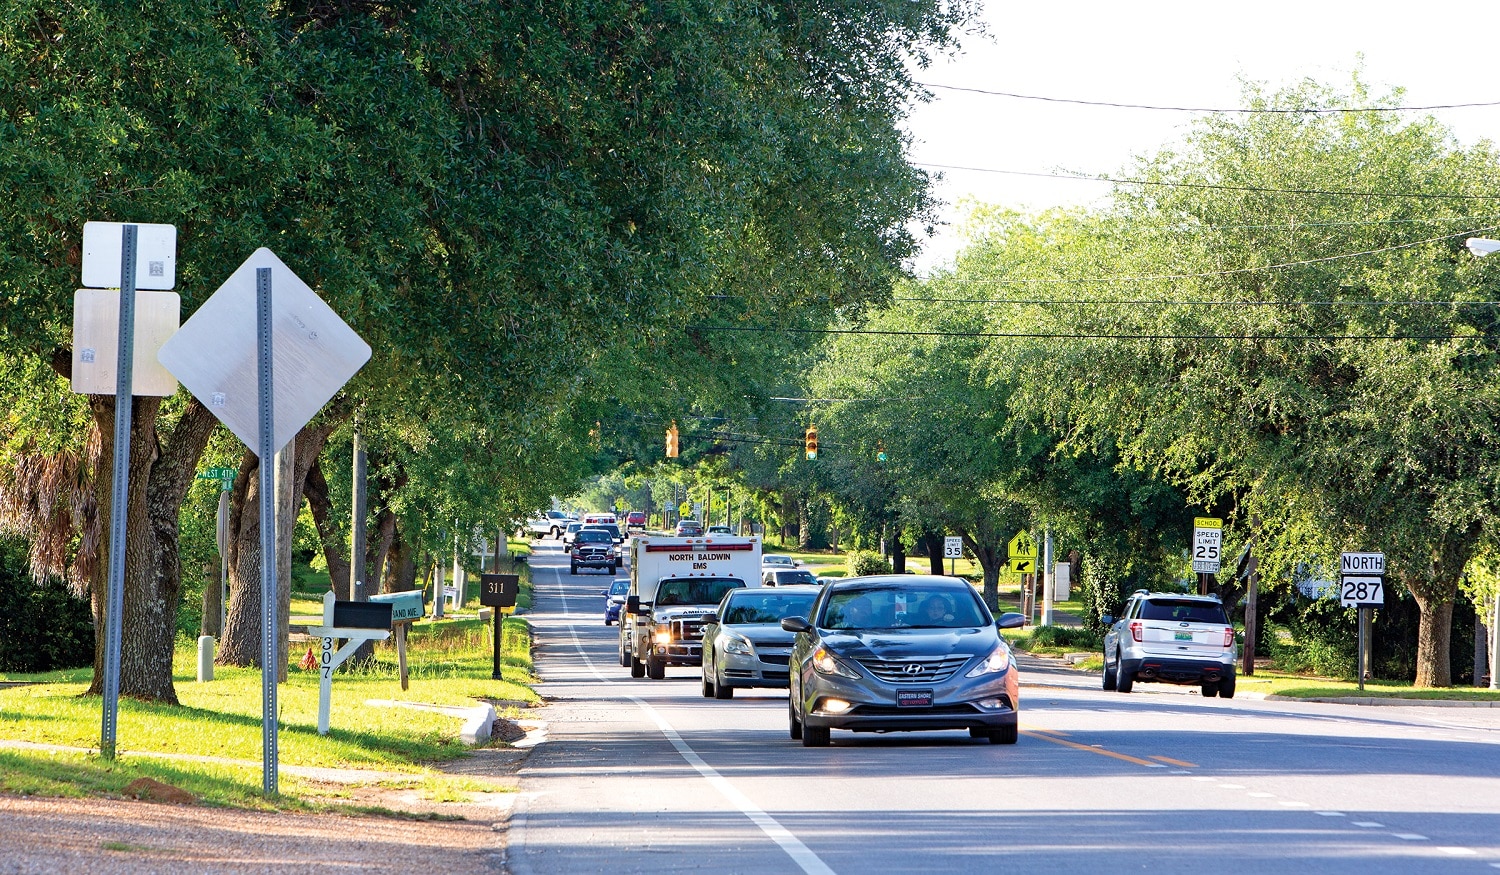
784 575 1026 747
701 586 822 699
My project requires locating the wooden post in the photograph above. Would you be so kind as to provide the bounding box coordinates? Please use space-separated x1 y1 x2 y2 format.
396 623 409 691
1242 529 1259 677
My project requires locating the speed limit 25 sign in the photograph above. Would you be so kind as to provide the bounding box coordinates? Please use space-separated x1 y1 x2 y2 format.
1191 517 1222 574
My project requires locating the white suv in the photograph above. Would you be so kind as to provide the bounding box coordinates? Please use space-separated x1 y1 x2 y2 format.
1103 591 1237 698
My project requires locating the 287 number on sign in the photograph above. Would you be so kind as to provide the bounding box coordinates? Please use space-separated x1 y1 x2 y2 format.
1339 576 1384 607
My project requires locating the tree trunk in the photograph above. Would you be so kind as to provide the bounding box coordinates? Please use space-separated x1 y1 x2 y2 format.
219 420 341 671
386 525 418 593
1411 593 1453 688
922 531 943 575
371 507 398 593
84 396 218 703
892 534 906 574
963 533 1001 609
303 459 351 600
797 494 811 551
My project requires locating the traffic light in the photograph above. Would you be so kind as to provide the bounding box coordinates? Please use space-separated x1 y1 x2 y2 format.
805 425 818 460
666 421 679 458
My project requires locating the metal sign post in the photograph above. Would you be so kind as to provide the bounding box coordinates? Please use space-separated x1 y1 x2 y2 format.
99 224 137 761
481 574 519 680
256 266 279 794
1340 552 1386 691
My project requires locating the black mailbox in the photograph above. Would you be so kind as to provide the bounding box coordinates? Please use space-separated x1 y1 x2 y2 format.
331 600 393 630
481 573 519 608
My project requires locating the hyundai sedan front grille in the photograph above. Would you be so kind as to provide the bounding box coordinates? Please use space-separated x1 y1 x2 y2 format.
855 656 970 683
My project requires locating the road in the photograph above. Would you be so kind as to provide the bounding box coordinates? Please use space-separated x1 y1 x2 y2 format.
510 540 1500 874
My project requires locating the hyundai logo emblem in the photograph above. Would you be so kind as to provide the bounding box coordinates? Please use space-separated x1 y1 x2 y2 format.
902 663 924 675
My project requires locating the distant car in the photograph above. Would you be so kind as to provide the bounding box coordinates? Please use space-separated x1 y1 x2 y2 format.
762 554 799 569
701 585 822 697
675 519 704 536
784 575 1026 746
707 525 733 535
626 511 648 531
570 529 618 574
602 578 630 625
561 521 584 547
527 510 571 539
1103 591 1237 697
763 568 818 587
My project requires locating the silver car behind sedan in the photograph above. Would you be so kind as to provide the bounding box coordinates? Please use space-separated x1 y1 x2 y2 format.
783 575 1025 747
701 585 822 698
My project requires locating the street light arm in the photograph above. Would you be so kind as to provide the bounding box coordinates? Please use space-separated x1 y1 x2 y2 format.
1466 238 1500 257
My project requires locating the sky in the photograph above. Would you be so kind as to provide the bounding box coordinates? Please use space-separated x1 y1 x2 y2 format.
903 1 1500 273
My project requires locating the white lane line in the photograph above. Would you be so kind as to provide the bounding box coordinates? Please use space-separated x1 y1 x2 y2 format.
1247 792 1276 799
1313 811 1344 817
1218 783 1246 789
1438 847 1477 856
551 560 837 875
1353 822 1384 828
1391 833 1428 841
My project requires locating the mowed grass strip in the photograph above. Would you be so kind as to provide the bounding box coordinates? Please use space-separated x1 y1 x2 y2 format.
0 615 535 808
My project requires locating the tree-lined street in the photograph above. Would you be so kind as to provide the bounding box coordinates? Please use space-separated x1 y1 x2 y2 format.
514 542 1500 874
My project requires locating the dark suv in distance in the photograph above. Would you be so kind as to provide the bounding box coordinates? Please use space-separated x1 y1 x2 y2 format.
1103 591 1237 697
570 528 618 574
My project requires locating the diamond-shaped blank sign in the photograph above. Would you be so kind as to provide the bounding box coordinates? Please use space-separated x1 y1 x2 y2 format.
157 248 370 455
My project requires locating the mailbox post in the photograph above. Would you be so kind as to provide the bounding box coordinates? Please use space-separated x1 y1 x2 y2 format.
480 574 519 680
367 591 424 690
308 591 390 735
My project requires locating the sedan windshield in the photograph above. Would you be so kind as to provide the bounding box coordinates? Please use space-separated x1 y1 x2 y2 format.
823 587 986 630
722 591 818 624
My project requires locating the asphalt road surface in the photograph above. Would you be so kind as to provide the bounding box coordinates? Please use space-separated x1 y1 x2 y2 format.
510 540 1500 874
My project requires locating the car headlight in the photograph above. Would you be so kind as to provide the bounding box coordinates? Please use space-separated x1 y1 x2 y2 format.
812 646 861 679
965 644 1013 678
722 634 753 656
653 626 672 645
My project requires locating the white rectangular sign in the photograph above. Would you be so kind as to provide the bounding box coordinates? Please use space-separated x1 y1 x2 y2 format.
1340 552 1386 575
71 289 180 396
1191 518 1222 574
82 222 177 290
944 536 963 558
1339 576 1385 607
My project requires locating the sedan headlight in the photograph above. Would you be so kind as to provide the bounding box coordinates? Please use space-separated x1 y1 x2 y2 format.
722 634 753 656
811 645 861 679
965 644 1013 678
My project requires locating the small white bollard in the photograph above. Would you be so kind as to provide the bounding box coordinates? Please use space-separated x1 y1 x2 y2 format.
196 635 214 682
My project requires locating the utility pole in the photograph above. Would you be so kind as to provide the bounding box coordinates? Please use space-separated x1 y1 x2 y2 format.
1241 517 1259 677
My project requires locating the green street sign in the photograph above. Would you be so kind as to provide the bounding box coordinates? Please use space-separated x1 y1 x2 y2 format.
197 467 236 490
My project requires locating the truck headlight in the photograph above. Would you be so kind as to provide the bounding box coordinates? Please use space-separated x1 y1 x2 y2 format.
653 626 672 645
722 634 752 656
965 644 1012 677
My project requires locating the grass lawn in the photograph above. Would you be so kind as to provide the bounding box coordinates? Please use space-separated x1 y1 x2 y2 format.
0 550 539 812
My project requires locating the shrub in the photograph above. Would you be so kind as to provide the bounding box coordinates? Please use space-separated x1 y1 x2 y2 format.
1027 625 1103 651
0 538 95 672
845 550 892 577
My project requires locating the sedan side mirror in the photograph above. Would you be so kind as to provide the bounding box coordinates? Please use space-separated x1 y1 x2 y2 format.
995 612 1026 630
781 616 812 634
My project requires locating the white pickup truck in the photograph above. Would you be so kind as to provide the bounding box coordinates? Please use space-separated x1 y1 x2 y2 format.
620 535 762 679
526 511 571 539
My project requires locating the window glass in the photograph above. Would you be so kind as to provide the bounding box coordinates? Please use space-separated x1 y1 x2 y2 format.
656 577 745 606
1140 600 1228 624
723 591 818 624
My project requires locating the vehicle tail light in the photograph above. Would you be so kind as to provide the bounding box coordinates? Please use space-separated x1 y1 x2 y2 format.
1224 627 1234 647
1129 621 1143 643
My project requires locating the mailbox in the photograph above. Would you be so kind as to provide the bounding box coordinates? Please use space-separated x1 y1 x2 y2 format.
367 591 425 624
331 600 392 630
480 573 519 608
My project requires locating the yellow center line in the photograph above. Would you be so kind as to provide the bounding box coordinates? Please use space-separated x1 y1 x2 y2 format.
1022 729 1164 768
1150 755 1198 768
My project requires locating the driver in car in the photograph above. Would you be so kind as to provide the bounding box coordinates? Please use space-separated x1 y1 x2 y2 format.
839 596 874 629
919 595 951 625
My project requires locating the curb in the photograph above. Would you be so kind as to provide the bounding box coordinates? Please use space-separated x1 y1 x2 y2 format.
1266 694 1500 708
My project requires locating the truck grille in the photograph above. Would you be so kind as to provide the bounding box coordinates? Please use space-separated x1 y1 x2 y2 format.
855 656 970 684
670 619 705 642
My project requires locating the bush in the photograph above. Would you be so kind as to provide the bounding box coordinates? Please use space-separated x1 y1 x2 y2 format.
0 538 95 672
1027 625 1103 651
845 550 892 577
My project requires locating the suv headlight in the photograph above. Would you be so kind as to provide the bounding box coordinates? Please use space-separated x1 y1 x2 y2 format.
722 634 753 656
965 644 1013 678
812 646 861 679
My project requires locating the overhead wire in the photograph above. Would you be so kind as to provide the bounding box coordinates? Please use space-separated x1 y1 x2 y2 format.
915 82 1500 114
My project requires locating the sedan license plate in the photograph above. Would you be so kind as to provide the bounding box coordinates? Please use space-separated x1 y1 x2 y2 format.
896 689 933 708
1174 631 1193 641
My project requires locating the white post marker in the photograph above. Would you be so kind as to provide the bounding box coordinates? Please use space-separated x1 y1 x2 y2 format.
1191 517 1222 574
1041 529 1054 626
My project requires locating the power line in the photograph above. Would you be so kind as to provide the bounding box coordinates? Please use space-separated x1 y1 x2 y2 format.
917 82 1500 114
888 297 1500 308
915 162 1500 201
691 325 1488 343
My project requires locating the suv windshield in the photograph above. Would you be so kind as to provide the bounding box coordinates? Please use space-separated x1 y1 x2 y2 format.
576 530 611 544
656 577 745 606
723 591 817 624
1139 599 1227 624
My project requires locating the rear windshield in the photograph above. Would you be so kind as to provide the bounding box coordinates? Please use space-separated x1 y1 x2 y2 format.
576 530 611 543
656 577 745 606
722 591 818 624
1140 600 1227 624
772 570 818 585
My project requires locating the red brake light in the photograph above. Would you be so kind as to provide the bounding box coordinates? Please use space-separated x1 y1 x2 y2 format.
1224 627 1234 647
1129 621 1143 643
